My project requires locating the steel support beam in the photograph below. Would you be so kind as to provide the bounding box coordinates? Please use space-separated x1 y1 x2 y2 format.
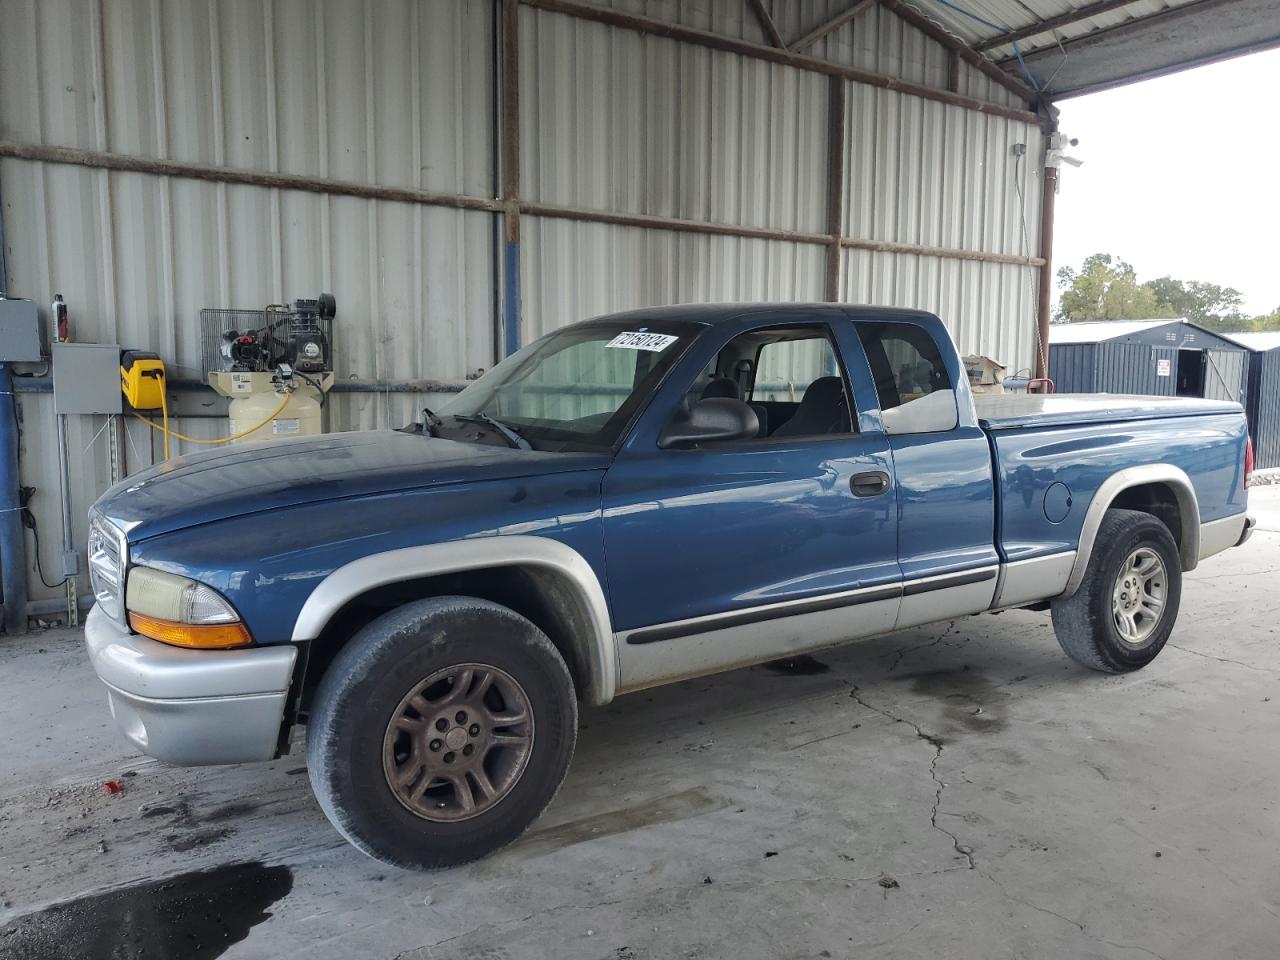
745 0 785 48
840 236 1043 268
1035 164 1058 381
0 140 1044 269
824 77 847 302
0 364 28 635
520 0 1043 125
790 0 880 54
500 0 523 358
0 142 501 213
879 0 1041 106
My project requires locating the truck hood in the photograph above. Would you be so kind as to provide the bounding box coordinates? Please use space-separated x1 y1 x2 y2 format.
94 431 610 540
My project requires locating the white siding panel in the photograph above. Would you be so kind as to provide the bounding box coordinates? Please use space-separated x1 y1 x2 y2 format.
521 217 825 340
523 7 828 234
845 82 1042 256
842 249 1039 374
594 0 1025 108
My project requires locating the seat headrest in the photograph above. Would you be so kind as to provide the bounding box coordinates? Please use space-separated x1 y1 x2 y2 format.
700 377 741 401
800 376 845 406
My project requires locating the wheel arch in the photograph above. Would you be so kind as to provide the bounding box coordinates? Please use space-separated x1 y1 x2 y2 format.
292 537 616 707
1061 464 1200 599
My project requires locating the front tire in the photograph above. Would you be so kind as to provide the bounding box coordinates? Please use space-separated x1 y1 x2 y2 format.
307 596 577 870
1051 508 1182 673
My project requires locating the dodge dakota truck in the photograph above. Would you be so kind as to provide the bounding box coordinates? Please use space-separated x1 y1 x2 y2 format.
84 304 1255 869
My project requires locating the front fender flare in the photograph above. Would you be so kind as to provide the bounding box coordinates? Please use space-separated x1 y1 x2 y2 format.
292 536 616 706
1060 463 1200 599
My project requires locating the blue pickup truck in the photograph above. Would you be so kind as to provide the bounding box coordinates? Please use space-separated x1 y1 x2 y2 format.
84 304 1255 869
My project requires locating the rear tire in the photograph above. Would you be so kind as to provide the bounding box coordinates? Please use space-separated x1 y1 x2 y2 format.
1051 508 1182 673
307 596 577 870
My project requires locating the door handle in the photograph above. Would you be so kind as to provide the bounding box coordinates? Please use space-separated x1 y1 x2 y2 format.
850 471 890 497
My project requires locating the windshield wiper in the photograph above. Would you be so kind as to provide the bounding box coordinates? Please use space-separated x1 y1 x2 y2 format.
450 413 532 450
420 406 444 437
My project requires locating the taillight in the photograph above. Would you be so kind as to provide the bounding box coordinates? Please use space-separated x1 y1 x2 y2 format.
1245 436 1255 489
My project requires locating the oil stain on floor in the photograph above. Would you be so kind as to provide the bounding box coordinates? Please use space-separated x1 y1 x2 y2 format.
761 655 831 675
491 787 723 864
0 861 292 960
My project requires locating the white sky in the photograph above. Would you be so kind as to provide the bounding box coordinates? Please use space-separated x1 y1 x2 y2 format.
1052 47 1280 316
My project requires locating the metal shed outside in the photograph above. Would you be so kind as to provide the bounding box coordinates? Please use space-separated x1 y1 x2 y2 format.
1223 331 1280 470
1048 319 1248 403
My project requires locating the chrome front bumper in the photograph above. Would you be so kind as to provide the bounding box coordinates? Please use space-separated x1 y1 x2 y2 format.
84 604 297 765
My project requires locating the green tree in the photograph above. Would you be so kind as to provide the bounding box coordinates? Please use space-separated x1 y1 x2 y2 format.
1146 277 1246 332
1054 254 1174 323
1239 307 1280 332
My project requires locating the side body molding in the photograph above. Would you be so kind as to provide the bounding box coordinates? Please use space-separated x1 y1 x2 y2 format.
291 536 617 706
1061 463 1200 599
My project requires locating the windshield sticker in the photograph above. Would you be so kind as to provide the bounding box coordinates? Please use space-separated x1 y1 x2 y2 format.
606 331 679 352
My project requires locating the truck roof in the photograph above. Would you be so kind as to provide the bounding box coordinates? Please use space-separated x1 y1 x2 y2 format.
585 303 939 326
975 394 1242 431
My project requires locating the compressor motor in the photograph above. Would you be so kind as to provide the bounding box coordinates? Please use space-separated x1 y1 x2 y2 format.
215 293 335 375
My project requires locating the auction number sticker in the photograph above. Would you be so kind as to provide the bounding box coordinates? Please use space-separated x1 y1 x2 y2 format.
606 331 678 352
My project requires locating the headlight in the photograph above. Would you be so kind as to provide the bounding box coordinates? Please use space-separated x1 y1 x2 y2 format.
125 566 252 649
87 515 127 624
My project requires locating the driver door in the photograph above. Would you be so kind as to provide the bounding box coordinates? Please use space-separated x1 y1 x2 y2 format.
601 318 901 693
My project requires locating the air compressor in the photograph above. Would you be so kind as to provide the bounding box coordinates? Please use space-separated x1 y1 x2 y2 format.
200 294 337 443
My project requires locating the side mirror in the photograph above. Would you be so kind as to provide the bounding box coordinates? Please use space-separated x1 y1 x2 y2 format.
658 398 759 449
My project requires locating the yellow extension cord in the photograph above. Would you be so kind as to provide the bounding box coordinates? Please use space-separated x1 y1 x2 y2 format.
131 376 293 460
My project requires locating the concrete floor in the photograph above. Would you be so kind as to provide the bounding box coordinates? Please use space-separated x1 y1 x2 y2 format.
3 489 1279 960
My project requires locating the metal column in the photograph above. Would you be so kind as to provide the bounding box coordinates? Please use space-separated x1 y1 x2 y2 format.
0 363 28 634
55 413 79 626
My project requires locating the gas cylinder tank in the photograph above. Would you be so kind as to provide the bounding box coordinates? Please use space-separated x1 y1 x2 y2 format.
228 386 322 443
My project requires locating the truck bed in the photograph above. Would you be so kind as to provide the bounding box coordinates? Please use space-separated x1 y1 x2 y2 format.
975 394 1241 431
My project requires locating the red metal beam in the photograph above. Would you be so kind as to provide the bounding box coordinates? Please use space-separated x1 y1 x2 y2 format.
1035 164 1058 380
520 0 1043 125
745 0 786 48
879 0 1041 106
790 0 880 54
0 143 1047 270
972 0 1147 52
824 76 847 301
0 141 502 212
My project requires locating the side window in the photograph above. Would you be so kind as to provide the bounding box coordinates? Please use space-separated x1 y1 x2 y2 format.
857 322 958 435
676 326 854 441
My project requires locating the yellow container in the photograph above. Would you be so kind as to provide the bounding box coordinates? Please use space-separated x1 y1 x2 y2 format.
120 351 166 410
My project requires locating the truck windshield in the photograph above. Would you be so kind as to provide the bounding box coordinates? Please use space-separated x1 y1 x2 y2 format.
437 320 699 451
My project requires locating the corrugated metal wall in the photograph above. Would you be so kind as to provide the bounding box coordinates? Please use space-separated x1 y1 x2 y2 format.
1045 343 1096 393
1 0 1046 610
1049 342 1178 396
1245 348 1280 469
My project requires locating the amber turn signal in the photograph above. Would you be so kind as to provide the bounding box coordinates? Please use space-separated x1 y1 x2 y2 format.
129 612 253 649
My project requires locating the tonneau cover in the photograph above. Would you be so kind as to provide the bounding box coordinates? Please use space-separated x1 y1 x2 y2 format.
975 394 1241 431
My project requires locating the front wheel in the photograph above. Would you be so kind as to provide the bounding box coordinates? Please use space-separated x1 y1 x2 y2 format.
307 597 577 870
1051 508 1182 673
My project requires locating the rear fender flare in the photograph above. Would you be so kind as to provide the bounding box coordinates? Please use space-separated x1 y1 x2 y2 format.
1060 464 1199 598
291 536 616 705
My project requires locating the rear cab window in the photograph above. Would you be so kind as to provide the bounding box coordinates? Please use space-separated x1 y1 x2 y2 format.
856 321 958 435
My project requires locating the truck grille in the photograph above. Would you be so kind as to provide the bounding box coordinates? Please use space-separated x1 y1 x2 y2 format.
87 513 128 623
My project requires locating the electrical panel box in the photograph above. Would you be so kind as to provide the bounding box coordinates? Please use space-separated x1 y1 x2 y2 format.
53 342 123 415
0 298 44 362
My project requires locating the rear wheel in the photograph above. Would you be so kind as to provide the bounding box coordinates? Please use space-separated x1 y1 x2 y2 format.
307 596 577 869
1051 508 1182 673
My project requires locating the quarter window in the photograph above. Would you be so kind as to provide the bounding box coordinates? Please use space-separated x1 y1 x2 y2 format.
857 322 958 435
